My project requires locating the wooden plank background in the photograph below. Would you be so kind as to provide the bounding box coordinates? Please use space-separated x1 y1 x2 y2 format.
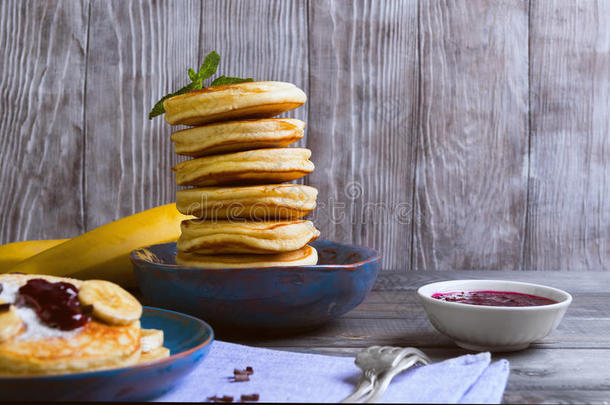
0 0 607 271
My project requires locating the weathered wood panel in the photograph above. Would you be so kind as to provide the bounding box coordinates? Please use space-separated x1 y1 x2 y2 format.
0 0 88 242
223 270 610 404
373 269 610 294
307 0 419 270
412 0 530 270
503 389 610 405
84 0 200 229
527 0 610 271
199 0 309 132
0 0 608 272
215 292 610 350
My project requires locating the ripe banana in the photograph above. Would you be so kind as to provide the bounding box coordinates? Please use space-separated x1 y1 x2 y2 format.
139 346 170 363
0 239 68 272
4 203 190 287
78 280 142 326
140 328 164 353
0 300 23 342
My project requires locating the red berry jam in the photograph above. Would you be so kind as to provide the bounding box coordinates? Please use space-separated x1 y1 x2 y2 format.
431 290 558 307
18 279 90 330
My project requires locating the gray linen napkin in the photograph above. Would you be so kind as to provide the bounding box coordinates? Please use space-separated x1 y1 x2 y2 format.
156 340 509 403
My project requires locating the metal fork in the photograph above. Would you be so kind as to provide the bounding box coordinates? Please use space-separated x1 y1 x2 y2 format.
362 348 430 402
340 346 423 403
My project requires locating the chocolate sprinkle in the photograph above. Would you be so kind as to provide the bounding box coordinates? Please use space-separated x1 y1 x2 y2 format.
234 367 254 376
0 303 10 312
232 373 249 382
240 393 259 402
207 395 234 403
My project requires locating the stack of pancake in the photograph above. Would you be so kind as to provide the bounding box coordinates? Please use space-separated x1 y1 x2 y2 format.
163 81 320 268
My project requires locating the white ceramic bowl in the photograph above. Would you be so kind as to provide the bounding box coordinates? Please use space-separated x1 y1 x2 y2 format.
417 279 572 352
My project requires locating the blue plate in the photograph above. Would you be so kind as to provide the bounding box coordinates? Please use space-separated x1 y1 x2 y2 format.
0 307 213 401
131 239 380 329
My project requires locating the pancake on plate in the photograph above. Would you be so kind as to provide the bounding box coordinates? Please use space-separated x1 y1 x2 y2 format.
140 346 171 363
175 244 318 268
177 219 320 254
171 118 305 157
176 184 317 220
0 274 168 375
163 81 306 126
173 148 314 187
139 329 169 363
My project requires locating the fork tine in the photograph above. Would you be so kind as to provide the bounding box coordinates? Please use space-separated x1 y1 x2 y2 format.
364 355 426 403
342 346 431 403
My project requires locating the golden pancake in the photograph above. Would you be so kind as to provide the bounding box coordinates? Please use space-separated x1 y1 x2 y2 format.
140 328 164 353
0 274 142 376
139 346 170 363
171 118 305 157
0 321 141 376
175 245 318 268
173 148 314 187
176 184 317 220
0 273 84 288
0 300 23 342
177 219 320 254
163 81 306 126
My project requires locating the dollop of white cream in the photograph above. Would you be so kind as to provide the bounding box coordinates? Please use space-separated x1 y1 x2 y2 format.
0 280 83 341
0 280 20 303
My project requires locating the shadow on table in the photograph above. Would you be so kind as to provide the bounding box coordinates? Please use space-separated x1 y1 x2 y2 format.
210 321 331 344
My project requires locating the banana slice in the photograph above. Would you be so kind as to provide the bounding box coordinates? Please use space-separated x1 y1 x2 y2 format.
140 328 164 353
0 299 23 342
139 346 170 363
78 280 142 326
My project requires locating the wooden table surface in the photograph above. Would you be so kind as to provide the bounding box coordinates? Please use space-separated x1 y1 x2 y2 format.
218 271 610 404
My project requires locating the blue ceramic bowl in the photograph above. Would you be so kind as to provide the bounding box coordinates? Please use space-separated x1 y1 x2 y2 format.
131 239 380 329
0 307 213 401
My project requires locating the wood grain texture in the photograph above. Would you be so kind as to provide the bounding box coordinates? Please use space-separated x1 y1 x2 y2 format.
84 0 200 229
374 269 610 293
218 291 610 350
527 0 610 271
0 0 88 243
413 0 530 270
307 0 419 270
503 390 610 405
198 0 309 190
0 0 608 272
221 270 610 404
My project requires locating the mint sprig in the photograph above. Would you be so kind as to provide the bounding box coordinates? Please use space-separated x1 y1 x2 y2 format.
149 51 253 119
148 82 198 119
210 76 254 87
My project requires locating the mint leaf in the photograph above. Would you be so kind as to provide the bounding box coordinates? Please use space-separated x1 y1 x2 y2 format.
148 81 198 119
210 76 254 87
198 51 220 80
188 68 197 81
149 50 255 119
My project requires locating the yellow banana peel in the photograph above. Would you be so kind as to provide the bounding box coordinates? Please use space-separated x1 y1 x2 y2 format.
4 203 190 287
0 239 69 271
